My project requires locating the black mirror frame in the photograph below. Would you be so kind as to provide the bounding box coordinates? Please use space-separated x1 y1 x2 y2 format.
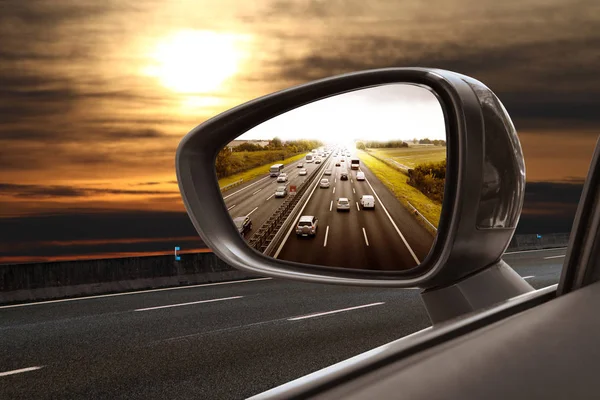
176 68 524 289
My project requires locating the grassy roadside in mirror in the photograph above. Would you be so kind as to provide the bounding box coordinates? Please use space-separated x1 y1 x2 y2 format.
357 150 441 234
218 152 307 189
368 147 446 169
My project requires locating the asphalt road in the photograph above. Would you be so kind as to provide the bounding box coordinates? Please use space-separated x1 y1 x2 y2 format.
222 155 323 238
276 153 433 269
0 247 565 400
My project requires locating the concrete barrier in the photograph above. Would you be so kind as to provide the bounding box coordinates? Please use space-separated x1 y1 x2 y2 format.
0 232 571 305
0 252 260 305
506 233 570 251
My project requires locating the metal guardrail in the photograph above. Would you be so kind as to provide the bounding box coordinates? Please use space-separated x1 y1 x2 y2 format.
220 179 244 192
247 157 328 254
407 201 437 233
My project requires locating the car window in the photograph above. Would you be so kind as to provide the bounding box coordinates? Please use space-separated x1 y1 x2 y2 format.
1 2 592 399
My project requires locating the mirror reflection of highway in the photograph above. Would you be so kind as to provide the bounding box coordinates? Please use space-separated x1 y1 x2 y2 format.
275 154 434 270
223 158 322 237
224 150 435 270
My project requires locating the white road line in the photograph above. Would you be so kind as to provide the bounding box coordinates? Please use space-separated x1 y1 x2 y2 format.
274 164 328 259
134 296 243 312
330 200 333 212
333 187 336 194
266 193 275 201
288 302 385 321
335 178 337 183
0 278 272 309
352 187 356 194
351 179 354 183
252 188 262 195
356 202 360 211
223 176 269 200
227 204 236 211
364 176 420 264
504 247 567 255
324 226 330 247
362 227 370 246
544 255 566 259
0 366 44 377
247 206 259 216
523 275 535 279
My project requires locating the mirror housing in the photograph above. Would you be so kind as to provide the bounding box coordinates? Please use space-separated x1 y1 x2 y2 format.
176 68 525 289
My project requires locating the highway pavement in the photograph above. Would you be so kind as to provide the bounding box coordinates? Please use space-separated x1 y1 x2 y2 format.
0 247 565 400
276 153 433 269
222 155 323 239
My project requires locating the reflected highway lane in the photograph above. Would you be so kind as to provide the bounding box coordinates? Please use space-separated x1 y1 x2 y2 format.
222 156 323 238
276 155 433 269
0 248 565 400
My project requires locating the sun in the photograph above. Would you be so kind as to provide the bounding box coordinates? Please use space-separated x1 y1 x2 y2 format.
143 30 251 94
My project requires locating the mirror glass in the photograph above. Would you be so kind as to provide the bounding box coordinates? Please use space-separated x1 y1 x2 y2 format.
217 83 447 271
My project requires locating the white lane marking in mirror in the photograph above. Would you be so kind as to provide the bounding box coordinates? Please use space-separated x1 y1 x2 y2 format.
356 202 360 211
523 276 535 279
252 188 262 195
364 176 420 264
330 200 333 212
288 302 385 321
353 187 356 194
266 193 275 201
324 226 329 247
227 204 236 211
0 366 44 377
334 178 337 183
247 207 259 216
543 255 565 259
333 187 336 194
274 162 328 258
223 176 270 200
362 228 370 246
134 296 243 312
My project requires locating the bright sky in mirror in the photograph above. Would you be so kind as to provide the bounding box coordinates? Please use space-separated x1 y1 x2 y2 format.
238 84 446 145
143 30 251 94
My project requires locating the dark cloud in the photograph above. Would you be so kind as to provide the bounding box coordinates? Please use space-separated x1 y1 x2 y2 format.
0 183 177 199
0 209 205 263
516 180 584 234
270 34 600 126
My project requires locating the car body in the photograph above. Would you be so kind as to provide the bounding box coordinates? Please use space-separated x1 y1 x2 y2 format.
336 197 351 211
298 168 307 176
335 162 341 167
295 215 318 236
232 216 252 235
297 163 304 168
319 178 330 188
177 68 598 400
276 173 288 183
274 186 288 197
340 158 345 162
360 194 375 209
356 171 366 181
340 170 349 180
315 158 322 164
324 169 332 175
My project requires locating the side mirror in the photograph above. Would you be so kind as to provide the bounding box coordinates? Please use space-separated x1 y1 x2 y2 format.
176 68 528 301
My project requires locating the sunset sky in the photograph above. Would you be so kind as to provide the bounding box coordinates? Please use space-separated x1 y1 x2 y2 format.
1 0 598 263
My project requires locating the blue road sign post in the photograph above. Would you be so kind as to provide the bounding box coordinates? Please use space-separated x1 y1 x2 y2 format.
174 246 181 261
